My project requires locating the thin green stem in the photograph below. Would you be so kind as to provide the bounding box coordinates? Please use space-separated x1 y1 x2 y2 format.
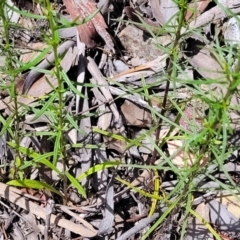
0 0 23 174
44 0 67 204
150 0 187 165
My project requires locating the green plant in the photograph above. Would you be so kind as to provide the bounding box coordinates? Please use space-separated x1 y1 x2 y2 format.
0 0 100 204
108 0 240 239
0 0 240 239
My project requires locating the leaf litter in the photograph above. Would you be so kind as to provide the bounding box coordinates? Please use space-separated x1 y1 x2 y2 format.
0 0 240 239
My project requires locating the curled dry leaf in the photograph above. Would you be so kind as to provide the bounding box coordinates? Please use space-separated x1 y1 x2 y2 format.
22 40 76 93
63 0 114 50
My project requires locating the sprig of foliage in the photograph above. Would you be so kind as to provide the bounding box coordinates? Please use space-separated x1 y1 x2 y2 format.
1 0 100 204
0 0 23 174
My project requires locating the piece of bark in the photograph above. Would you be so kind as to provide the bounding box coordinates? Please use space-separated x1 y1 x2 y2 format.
63 0 114 50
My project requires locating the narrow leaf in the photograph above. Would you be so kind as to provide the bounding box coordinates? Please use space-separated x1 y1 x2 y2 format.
76 161 121 182
7 179 63 197
65 171 86 198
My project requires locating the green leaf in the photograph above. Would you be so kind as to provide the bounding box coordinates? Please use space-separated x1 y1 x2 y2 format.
0 114 14 137
70 143 106 149
65 113 85 135
17 46 52 73
38 157 60 173
92 127 132 143
53 132 61 166
5 3 47 19
76 161 121 182
115 177 163 201
142 197 181 240
65 171 86 198
7 142 60 174
7 179 63 197
189 209 221 240
61 71 85 98
30 92 58 122
53 8 100 29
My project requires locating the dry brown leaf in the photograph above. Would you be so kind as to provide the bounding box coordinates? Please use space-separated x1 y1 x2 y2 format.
104 128 126 153
167 139 208 167
224 16 240 46
97 105 112 131
24 75 56 97
149 0 165 26
0 74 58 112
87 56 123 129
112 65 154 80
185 0 211 21
186 43 240 129
63 0 114 49
216 193 240 218
150 0 179 26
187 45 225 80
167 139 195 167
121 100 152 127
112 54 167 82
186 45 227 98
179 105 203 132
22 40 75 93
118 25 164 64
137 128 179 155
